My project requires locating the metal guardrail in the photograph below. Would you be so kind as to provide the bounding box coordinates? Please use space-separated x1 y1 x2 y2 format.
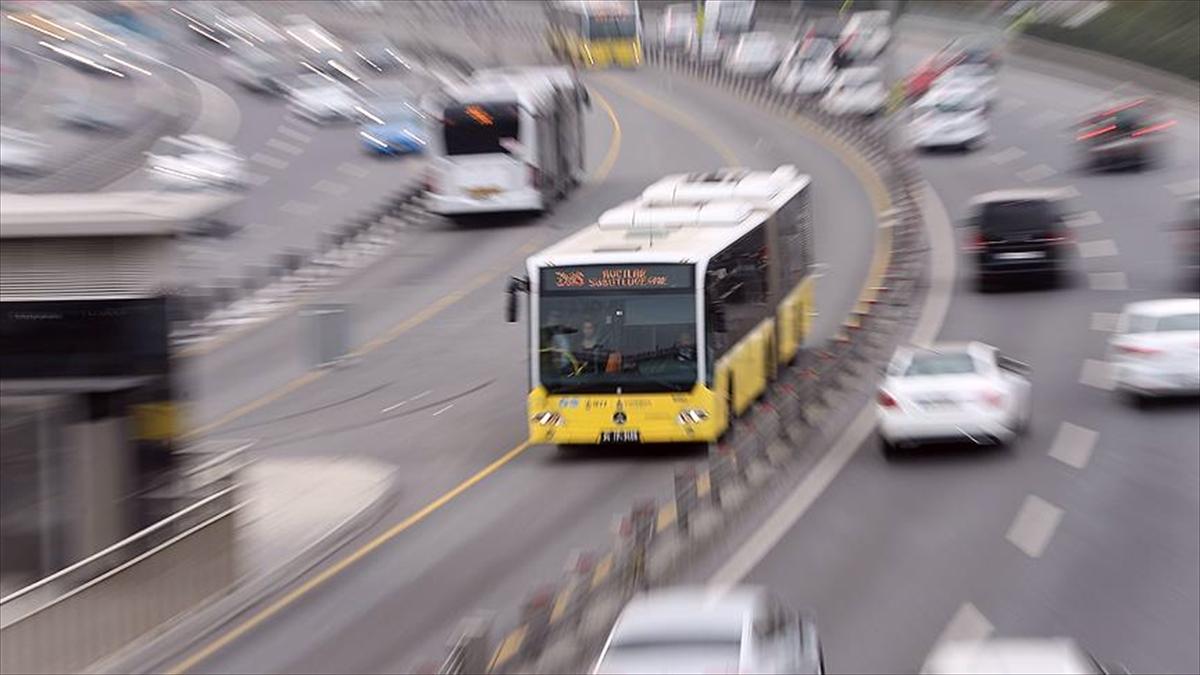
0 485 241 674
435 44 930 675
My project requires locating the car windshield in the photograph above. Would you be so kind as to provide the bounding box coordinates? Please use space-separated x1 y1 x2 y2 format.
442 102 519 156
539 266 698 393
586 15 636 40
919 95 979 114
904 352 977 376
978 199 1062 235
1148 312 1200 332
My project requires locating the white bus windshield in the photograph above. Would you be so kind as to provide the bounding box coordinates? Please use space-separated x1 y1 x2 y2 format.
442 103 519 156
586 15 637 40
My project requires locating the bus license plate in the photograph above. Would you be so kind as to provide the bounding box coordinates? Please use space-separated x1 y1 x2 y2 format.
599 430 640 443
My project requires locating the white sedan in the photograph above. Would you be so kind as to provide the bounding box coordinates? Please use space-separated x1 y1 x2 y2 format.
923 638 1120 674
772 39 836 96
933 63 999 107
1108 298 1200 404
877 342 1031 456
908 84 989 151
145 135 247 190
287 73 364 124
725 32 783 78
593 586 824 675
821 66 887 116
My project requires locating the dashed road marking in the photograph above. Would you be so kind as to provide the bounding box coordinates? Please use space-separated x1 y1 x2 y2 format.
279 200 317 216
1088 271 1128 291
1048 422 1098 469
337 162 370 178
381 389 431 413
1017 163 1057 182
431 403 454 417
1077 238 1119 258
1079 358 1115 390
276 125 312 143
266 138 305 156
1067 210 1103 228
251 152 289 170
1165 177 1200 197
932 602 994 651
1006 494 1064 558
1090 311 1120 332
312 179 349 196
988 147 1026 165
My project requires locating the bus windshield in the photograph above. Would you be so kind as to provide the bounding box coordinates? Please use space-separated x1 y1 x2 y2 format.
586 15 637 40
442 103 519 156
539 267 697 393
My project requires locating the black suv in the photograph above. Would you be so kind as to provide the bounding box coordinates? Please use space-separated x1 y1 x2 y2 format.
965 190 1075 290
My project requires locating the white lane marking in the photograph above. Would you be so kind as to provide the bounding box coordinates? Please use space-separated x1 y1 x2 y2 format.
431 403 455 417
1077 238 1119 258
381 389 432 413
1090 311 1120 332
337 162 371 178
279 200 317 216
911 183 957 347
246 173 271 186
276 125 312 143
1048 422 1098 469
988 147 1026 165
266 138 305 156
1165 177 1200 197
1006 494 1064 558
312 179 349 196
931 602 995 652
1089 271 1128 291
251 152 289 170
1079 358 1115 390
1067 210 1103 228
1017 163 1057 182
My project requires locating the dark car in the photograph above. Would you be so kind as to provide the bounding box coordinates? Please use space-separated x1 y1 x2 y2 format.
1075 98 1172 170
964 189 1075 290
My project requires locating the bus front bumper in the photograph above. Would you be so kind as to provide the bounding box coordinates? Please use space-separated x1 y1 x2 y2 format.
425 189 543 216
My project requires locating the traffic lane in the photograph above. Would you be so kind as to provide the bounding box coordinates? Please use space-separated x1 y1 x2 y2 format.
622 66 881 343
181 69 734 673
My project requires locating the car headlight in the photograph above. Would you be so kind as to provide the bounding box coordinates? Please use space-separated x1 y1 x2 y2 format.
676 409 709 425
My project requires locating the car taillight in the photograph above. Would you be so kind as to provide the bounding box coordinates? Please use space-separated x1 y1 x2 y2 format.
963 231 988 252
1131 119 1177 137
877 390 897 408
1116 344 1161 356
1077 124 1116 141
1034 231 1072 245
980 390 1005 408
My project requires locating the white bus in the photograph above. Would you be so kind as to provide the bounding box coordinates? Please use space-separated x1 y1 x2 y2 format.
425 67 589 219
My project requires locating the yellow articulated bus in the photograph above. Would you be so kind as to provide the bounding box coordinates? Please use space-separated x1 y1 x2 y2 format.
506 166 815 446
545 0 643 69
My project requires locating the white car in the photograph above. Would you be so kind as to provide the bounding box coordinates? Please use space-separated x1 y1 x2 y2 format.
821 66 887 116
689 32 726 65
923 638 1120 674
772 39 836 96
0 127 49 175
660 3 694 49
1108 298 1200 404
909 85 989 151
593 586 824 675
287 74 363 124
839 10 891 62
877 342 1031 456
725 32 783 78
934 63 998 107
145 134 247 190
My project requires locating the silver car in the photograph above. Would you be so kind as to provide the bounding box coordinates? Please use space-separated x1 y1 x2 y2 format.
593 586 824 674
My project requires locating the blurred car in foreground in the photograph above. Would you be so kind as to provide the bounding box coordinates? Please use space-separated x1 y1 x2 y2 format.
803 17 844 46
689 32 726 65
963 189 1075 290
1075 97 1173 171
877 342 1031 458
48 98 134 133
659 3 695 49
0 126 48 175
287 73 364 124
922 638 1125 674
144 135 247 190
909 84 989 151
933 63 998 108
838 9 891 63
1108 298 1200 405
725 32 782 78
906 44 966 101
223 47 293 95
358 98 427 155
593 586 824 675
821 66 886 116
772 39 836 96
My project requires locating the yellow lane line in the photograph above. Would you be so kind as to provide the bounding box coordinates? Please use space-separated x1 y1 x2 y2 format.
696 470 712 499
589 89 622 183
549 583 576 624
165 440 532 674
488 625 529 671
590 553 614 589
655 501 678 533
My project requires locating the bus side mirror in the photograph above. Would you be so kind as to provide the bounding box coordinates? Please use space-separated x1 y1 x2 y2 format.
505 276 529 323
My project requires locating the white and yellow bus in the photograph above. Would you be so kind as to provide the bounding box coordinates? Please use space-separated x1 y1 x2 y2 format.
545 0 643 69
507 166 815 446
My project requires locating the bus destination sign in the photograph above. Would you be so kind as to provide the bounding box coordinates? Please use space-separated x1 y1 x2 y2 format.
542 264 692 291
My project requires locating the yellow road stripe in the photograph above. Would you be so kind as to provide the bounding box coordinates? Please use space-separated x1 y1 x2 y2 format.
165 441 531 674
589 90 622 183
549 584 576 624
696 470 711 499
489 625 528 670
656 501 677 533
590 553 614 589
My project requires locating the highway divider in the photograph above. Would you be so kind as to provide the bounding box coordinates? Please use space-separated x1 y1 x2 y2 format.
434 49 930 675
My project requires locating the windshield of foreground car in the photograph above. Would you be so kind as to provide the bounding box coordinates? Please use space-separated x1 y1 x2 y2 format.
904 352 977 376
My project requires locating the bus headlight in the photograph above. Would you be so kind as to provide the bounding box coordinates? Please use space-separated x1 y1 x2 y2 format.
676 409 709 425
532 411 564 427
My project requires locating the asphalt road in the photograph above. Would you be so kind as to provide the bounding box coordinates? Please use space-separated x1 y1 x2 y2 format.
681 18 1200 675
158 50 883 675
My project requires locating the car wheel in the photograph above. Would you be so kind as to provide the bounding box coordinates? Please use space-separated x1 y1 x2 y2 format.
1125 389 1150 409
880 435 900 460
